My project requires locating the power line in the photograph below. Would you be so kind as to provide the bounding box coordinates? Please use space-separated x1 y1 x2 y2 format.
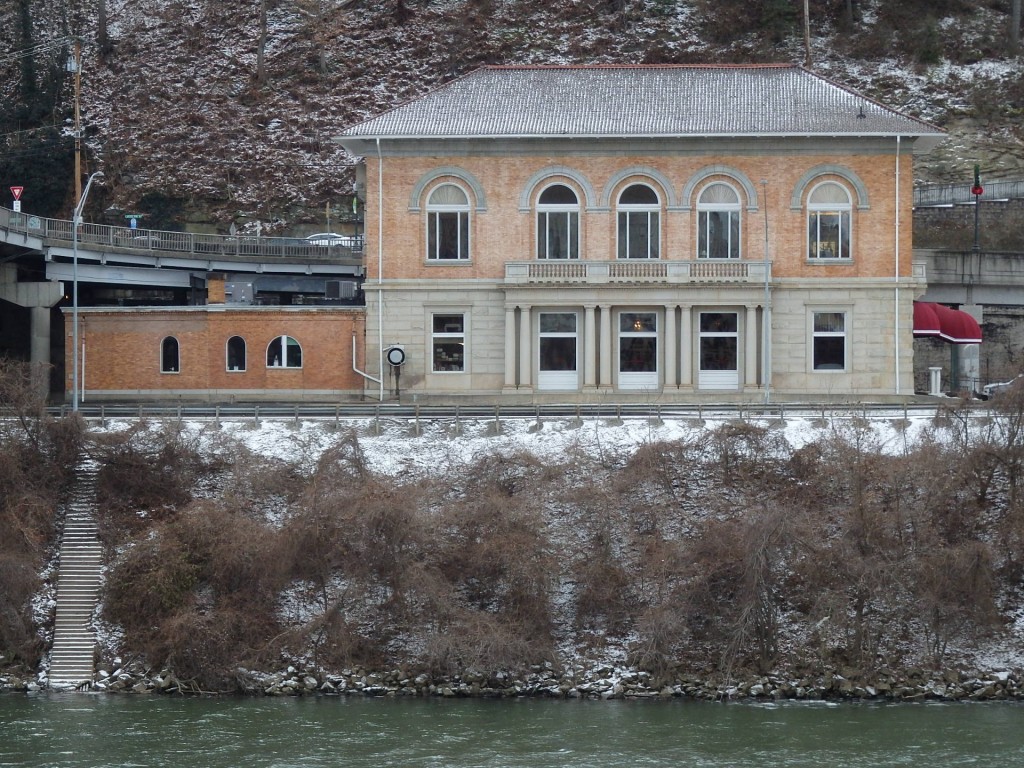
0 38 74 67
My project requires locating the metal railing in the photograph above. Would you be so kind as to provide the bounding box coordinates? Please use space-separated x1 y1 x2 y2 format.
0 206 364 262
505 259 769 284
33 400 964 424
914 180 1024 207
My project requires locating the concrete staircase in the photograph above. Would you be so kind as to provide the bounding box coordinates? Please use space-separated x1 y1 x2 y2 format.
48 458 101 689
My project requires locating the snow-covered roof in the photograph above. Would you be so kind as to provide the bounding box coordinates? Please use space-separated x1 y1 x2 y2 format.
339 64 945 142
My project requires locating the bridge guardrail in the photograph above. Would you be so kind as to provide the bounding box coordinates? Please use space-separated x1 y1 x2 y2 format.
914 180 1024 207
0 206 364 262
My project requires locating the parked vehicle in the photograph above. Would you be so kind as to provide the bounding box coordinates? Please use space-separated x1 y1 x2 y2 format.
305 232 362 248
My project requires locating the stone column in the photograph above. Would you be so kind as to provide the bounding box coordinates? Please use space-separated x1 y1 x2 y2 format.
584 304 597 389
504 306 517 389
518 305 532 389
745 304 759 388
599 304 612 389
663 304 677 389
679 305 692 388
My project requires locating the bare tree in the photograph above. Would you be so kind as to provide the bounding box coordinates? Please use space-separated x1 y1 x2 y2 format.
256 0 268 85
1012 0 1022 53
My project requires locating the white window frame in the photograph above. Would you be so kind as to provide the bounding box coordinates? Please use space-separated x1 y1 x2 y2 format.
536 184 580 260
425 183 471 261
811 311 847 371
431 313 467 373
267 335 302 369
537 311 579 390
618 311 659 390
616 184 660 260
697 311 739 390
696 182 741 259
807 181 852 261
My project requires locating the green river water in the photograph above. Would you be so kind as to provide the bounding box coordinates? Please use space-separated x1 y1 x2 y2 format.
1 694 1022 767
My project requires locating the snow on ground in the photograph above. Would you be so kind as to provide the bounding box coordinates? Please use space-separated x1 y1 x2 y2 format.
100 413 942 478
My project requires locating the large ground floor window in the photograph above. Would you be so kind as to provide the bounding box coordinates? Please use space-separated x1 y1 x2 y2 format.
432 313 466 372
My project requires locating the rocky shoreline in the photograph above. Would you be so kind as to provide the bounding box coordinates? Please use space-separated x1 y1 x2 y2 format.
5 662 1024 702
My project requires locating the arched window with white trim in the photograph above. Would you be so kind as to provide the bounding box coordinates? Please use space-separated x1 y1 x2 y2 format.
160 336 179 373
617 184 660 259
807 181 852 260
267 335 302 368
426 183 470 260
536 184 579 260
697 182 741 259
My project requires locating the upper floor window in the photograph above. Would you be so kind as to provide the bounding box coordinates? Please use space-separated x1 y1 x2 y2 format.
426 183 470 260
227 336 246 371
536 184 579 260
697 182 741 259
808 182 852 260
617 184 660 260
160 337 179 373
267 335 302 368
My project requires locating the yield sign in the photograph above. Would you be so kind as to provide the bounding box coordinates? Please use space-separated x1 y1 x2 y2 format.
10 186 23 201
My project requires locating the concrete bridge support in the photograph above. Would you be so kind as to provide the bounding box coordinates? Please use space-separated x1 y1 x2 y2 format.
0 264 64 385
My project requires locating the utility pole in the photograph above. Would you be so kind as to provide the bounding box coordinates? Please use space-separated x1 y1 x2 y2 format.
73 39 82 205
803 0 812 67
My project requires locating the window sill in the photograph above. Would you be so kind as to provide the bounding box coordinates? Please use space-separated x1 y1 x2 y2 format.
807 258 853 264
425 258 473 265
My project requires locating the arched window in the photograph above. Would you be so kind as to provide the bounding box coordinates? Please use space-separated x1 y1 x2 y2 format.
536 184 579 260
697 182 741 259
160 337 179 373
227 336 246 371
267 335 302 368
426 183 470 260
807 182 852 260
617 184 660 259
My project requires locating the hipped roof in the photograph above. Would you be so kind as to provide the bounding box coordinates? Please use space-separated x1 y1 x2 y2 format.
339 64 944 146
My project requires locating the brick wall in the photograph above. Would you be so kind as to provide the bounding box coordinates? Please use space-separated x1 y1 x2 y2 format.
364 149 915 282
64 306 366 399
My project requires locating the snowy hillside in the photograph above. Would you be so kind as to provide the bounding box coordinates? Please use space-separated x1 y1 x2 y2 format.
1 0 1022 227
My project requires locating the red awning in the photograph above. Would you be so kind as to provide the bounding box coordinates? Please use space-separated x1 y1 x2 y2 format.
913 302 982 344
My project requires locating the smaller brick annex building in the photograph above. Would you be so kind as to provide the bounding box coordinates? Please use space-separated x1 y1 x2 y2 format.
63 275 367 401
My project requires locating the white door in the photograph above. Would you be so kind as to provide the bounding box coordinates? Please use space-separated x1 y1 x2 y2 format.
698 311 739 390
618 311 658 390
537 312 579 390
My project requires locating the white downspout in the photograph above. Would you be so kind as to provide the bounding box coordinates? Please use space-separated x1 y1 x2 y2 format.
894 135 901 395
377 137 385 402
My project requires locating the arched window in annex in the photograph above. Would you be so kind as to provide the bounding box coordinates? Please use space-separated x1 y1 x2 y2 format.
267 335 302 368
160 336 179 373
226 336 246 371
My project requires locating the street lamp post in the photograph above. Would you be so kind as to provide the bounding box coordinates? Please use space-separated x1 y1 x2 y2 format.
72 170 103 412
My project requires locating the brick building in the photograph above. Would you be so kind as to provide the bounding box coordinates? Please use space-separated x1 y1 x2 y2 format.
338 64 946 402
64 64 957 403
63 275 366 400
